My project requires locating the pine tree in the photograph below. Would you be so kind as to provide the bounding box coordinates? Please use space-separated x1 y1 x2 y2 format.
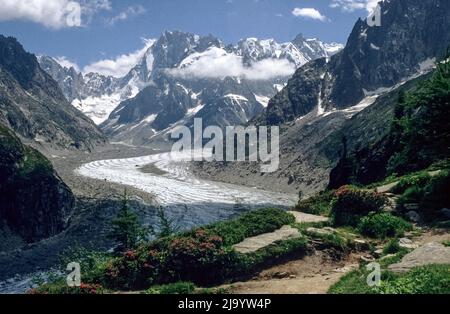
109 191 148 253
150 206 179 238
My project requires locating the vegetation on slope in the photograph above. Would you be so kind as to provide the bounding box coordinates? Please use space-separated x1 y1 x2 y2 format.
0 123 74 242
33 208 307 294
329 58 450 188
329 263 450 294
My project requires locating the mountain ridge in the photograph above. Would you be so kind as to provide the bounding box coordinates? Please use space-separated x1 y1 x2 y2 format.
0 35 106 150
39 31 343 131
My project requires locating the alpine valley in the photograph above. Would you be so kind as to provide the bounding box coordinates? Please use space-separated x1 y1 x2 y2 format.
0 0 449 296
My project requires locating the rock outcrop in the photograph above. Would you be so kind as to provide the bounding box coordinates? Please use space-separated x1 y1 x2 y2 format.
0 124 74 243
0 35 106 150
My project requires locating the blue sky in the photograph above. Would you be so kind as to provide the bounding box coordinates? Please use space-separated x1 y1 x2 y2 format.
0 0 378 76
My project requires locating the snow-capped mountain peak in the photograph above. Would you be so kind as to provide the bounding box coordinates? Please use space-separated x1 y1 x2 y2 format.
40 31 343 130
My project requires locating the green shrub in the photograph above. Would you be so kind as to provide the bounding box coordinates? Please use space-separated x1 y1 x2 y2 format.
421 170 450 212
59 247 110 284
429 159 450 171
331 186 387 227
104 246 162 290
102 208 297 290
377 265 450 294
296 191 334 216
161 229 239 286
147 282 196 294
383 239 401 255
398 186 423 205
397 170 450 220
30 281 107 295
358 213 412 239
390 172 432 194
329 264 450 294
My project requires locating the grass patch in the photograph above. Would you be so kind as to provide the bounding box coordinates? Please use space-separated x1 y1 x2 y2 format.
147 282 196 294
390 171 432 194
328 269 375 294
382 239 401 255
377 265 450 294
329 263 449 294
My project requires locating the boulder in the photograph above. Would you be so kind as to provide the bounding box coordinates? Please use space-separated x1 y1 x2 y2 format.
399 238 419 249
388 242 450 273
306 227 335 236
440 208 450 219
406 211 421 223
287 211 329 224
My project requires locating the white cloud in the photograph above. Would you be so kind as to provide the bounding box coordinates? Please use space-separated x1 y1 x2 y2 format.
166 47 296 81
83 38 155 78
0 0 111 29
106 5 146 26
292 8 327 22
54 56 80 72
330 0 381 13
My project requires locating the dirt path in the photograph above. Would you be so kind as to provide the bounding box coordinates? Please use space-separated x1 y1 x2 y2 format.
221 253 359 294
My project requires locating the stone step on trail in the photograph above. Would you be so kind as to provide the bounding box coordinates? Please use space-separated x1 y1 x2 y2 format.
233 226 301 254
287 211 329 224
375 182 399 194
232 212 329 254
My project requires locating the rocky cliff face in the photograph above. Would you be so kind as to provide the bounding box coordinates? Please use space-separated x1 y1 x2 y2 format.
0 123 74 243
0 35 106 150
260 0 450 125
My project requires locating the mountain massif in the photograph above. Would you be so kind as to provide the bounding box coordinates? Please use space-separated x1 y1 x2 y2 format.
40 32 342 146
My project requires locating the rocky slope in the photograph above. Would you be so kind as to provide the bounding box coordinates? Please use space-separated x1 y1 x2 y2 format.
38 55 143 125
260 0 450 125
0 35 106 150
329 57 450 188
0 123 74 243
194 0 450 195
